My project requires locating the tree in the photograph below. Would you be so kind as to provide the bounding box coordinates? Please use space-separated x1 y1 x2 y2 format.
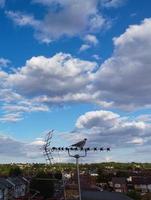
54 171 62 180
127 191 141 200
30 171 54 199
9 166 22 177
97 168 112 183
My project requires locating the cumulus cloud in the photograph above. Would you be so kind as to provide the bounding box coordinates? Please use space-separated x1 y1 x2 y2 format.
76 110 120 129
0 58 11 68
0 102 49 122
0 113 23 122
101 0 126 8
136 114 151 123
6 11 39 27
74 110 150 148
0 135 26 157
127 137 144 145
84 34 99 45
58 109 151 162
0 135 45 162
79 34 99 52
93 18 151 110
6 0 108 43
92 54 102 60
0 53 97 120
79 44 90 52
3 103 49 113
7 53 96 99
1 19 151 119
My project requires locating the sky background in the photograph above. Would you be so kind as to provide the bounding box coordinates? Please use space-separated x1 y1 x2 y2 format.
0 0 151 163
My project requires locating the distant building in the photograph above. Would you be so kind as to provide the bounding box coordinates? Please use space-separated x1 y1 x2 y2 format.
132 176 151 193
7 177 27 198
0 178 13 200
111 177 127 193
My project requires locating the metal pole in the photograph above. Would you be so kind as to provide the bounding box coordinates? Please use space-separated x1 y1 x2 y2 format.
76 155 81 200
61 170 67 200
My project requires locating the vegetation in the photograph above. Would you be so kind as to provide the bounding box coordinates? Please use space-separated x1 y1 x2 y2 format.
9 166 23 177
127 191 141 200
0 162 151 177
30 171 54 199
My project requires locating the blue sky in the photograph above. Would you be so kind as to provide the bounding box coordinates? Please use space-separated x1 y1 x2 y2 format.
0 0 151 163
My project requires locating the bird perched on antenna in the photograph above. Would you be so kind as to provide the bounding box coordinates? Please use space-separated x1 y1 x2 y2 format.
70 138 87 148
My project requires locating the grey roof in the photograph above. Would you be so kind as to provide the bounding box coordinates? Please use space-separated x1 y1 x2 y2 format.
0 182 6 190
7 177 25 186
132 177 151 185
0 178 12 189
112 177 126 184
81 191 133 200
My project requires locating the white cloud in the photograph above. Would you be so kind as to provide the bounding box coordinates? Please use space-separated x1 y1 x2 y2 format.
0 98 50 122
127 137 144 145
136 114 151 123
7 53 96 99
89 14 107 31
0 113 23 122
0 134 45 162
6 11 39 26
1 19 151 119
0 89 22 103
93 18 151 110
76 110 120 129
0 53 96 121
30 138 45 146
79 44 90 52
79 34 99 52
0 135 25 157
6 0 108 43
74 110 150 148
3 103 49 113
0 58 11 68
57 109 151 162
101 0 126 8
92 54 101 60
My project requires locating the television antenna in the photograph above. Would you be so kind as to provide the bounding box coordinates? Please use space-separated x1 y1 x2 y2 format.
42 132 111 200
50 145 110 200
43 130 54 164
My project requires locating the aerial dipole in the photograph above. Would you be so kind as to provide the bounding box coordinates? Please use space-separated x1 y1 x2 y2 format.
50 144 110 200
43 130 67 200
42 133 111 200
43 130 54 164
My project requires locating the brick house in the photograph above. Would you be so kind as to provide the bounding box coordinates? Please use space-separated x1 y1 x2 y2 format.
111 177 127 193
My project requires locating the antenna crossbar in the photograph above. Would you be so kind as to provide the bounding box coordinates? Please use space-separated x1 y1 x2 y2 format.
50 147 110 152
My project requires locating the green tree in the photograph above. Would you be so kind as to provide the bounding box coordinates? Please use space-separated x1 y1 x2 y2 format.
127 191 141 200
97 168 112 183
9 166 22 177
30 171 54 199
54 171 62 180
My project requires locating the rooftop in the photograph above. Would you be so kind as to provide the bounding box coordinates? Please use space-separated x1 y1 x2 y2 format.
81 191 133 200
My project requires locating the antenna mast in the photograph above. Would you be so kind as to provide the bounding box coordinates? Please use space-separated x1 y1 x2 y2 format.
43 130 54 164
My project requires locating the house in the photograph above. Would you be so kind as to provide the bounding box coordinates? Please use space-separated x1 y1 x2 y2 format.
132 176 151 193
111 177 127 193
7 177 27 198
80 173 96 189
0 182 6 200
81 190 133 200
21 177 30 194
0 178 13 200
